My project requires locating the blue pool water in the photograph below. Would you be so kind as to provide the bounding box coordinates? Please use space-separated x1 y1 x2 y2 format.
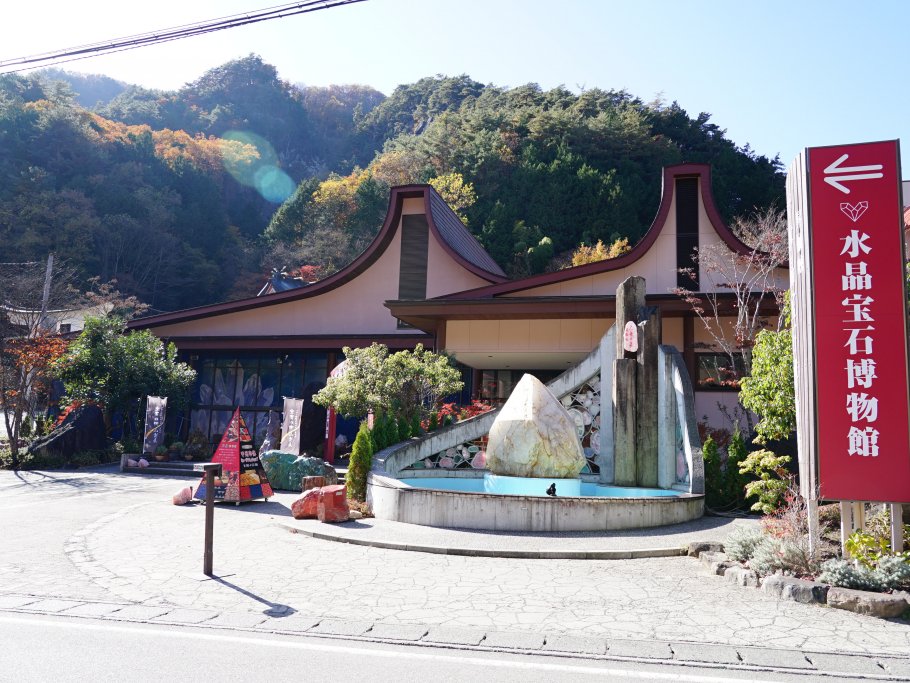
398 476 681 498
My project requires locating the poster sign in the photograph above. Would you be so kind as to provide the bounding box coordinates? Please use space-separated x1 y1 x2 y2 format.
279 397 304 454
789 140 910 502
142 395 167 454
194 408 274 503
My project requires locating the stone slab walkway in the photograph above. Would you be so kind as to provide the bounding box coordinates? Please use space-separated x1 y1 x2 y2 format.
1 469 909 679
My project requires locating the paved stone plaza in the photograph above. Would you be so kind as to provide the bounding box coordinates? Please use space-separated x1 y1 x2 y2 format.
2 468 910 679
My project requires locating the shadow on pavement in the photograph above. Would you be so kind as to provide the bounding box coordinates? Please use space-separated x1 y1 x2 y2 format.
210 574 297 617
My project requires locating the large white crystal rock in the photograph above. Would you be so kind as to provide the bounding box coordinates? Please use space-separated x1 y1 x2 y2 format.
485 374 586 478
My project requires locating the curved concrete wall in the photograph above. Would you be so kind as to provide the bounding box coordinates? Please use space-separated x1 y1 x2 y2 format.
368 473 704 532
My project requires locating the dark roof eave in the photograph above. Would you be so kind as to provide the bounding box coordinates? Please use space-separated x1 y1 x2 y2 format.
386 292 779 322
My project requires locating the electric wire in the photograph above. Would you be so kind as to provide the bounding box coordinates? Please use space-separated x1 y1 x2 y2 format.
0 0 366 74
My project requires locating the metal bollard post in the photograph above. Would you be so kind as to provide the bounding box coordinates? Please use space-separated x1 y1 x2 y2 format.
200 463 222 576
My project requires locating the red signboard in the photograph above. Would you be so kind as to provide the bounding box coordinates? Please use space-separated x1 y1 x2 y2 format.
807 140 910 501
194 408 274 502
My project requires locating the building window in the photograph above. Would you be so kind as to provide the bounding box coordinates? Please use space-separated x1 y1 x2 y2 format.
189 352 328 446
58 323 71 334
477 369 561 406
695 353 746 390
676 177 700 290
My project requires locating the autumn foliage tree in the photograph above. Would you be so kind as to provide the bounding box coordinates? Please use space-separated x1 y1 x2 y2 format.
1 333 68 467
570 237 631 267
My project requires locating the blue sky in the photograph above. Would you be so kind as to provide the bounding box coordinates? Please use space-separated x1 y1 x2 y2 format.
4 0 909 172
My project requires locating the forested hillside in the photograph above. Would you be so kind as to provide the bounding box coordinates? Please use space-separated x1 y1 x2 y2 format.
0 55 784 313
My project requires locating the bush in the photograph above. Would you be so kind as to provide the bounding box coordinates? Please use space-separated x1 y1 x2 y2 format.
69 450 107 468
739 449 791 514
876 556 910 591
725 525 764 561
749 536 816 577
702 434 723 508
845 530 891 570
724 426 750 509
346 420 374 502
818 559 885 592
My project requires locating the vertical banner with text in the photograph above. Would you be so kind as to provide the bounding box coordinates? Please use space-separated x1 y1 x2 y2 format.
142 395 167 454
790 139 910 502
279 397 303 455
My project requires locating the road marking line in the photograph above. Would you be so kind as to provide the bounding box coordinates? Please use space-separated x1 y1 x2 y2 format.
0 615 784 682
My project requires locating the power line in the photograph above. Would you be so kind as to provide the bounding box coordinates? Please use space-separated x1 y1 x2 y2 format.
0 0 366 74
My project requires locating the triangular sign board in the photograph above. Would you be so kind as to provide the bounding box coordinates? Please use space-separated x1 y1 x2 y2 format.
194 408 274 503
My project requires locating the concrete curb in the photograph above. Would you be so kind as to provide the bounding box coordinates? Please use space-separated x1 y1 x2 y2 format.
276 519 687 559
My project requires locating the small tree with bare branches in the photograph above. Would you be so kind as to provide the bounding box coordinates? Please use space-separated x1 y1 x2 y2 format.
672 206 789 381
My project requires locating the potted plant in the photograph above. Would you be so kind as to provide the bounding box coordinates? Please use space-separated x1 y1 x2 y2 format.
185 429 208 461
153 445 168 462
169 441 185 460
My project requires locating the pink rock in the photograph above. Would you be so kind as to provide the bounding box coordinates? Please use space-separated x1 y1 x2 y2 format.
471 450 487 469
138 458 149 468
438 456 455 468
317 484 349 523
291 488 321 519
126 458 139 467
172 487 193 505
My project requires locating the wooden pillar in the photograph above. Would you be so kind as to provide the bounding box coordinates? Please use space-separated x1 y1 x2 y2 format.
891 504 905 553
636 305 661 487
613 358 637 486
615 277 646 361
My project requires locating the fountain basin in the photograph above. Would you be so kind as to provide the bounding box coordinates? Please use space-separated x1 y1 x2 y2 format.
482 473 581 497
368 473 704 532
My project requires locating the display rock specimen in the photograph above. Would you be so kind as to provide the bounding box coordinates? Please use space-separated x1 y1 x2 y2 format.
172 487 193 505
485 374 586 478
260 451 337 491
291 488 322 519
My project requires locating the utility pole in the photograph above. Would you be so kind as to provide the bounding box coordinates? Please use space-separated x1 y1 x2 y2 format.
37 253 53 335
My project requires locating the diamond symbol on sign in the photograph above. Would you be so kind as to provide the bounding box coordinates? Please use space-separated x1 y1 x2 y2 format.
840 201 869 223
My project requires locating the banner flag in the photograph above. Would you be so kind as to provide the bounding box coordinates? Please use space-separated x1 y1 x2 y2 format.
279 397 304 454
142 396 167 455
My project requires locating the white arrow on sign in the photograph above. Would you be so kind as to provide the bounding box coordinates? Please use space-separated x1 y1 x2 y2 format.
823 153 884 194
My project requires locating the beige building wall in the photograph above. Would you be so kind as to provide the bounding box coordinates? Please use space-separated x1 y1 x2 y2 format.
149 204 494 339
445 316 689 371
445 318 610 369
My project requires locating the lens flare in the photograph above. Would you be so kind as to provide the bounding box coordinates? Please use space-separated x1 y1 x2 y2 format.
222 130 295 204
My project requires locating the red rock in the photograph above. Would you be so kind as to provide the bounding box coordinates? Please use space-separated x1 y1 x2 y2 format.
291 488 322 519
317 484 349 523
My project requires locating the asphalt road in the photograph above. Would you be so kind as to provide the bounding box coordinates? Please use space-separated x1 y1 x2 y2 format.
0 612 870 683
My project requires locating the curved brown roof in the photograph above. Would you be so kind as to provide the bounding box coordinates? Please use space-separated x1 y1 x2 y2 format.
129 185 505 330
438 163 767 300
426 190 507 278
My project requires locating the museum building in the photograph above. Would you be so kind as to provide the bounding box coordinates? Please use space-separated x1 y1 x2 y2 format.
128 163 783 448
